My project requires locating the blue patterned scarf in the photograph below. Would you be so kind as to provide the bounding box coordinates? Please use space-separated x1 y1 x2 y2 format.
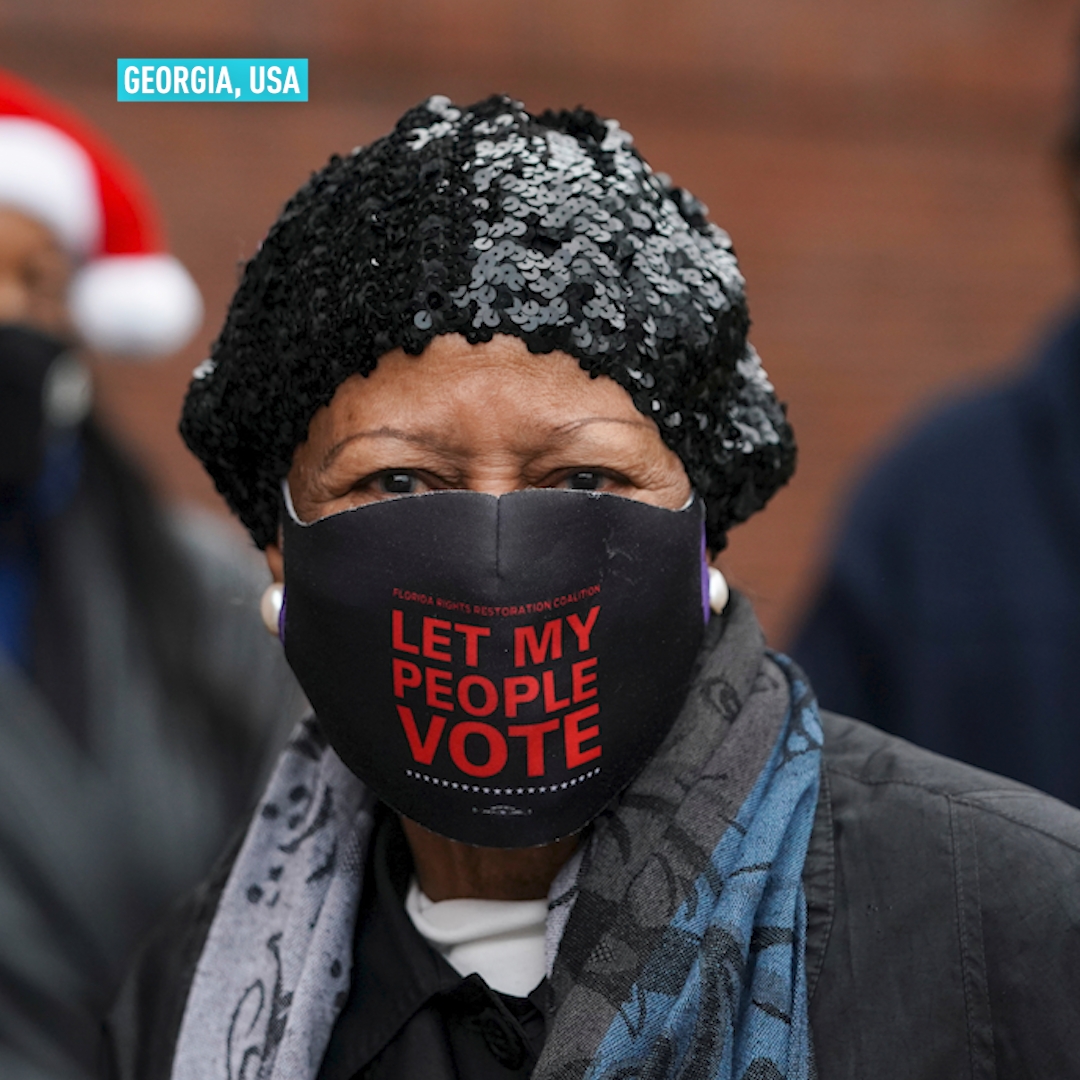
538 597 821 1080
171 593 821 1080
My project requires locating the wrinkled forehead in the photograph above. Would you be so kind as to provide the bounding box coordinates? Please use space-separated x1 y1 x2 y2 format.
298 334 659 436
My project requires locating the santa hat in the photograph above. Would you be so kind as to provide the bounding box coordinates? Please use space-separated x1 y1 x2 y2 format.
0 69 202 356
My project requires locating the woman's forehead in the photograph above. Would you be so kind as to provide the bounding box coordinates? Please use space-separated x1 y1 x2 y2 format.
307 334 655 446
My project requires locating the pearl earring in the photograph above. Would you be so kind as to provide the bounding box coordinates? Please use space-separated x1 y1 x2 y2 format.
707 565 729 615
260 582 284 635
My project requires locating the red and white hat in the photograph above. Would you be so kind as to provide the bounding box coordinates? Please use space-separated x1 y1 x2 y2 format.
0 68 202 356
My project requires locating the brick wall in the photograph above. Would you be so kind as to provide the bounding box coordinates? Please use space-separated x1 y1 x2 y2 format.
2 0 1076 641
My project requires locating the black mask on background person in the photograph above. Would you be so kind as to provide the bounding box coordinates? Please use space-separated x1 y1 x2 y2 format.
0 324 91 488
281 487 708 847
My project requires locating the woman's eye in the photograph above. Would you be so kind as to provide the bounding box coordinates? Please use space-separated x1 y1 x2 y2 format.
346 469 439 504
378 472 419 495
564 470 606 491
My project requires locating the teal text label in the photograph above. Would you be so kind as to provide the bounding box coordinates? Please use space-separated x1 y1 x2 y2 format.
117 59 308 102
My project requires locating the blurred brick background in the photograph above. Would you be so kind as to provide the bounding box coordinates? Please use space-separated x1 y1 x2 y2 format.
2 0 1077 643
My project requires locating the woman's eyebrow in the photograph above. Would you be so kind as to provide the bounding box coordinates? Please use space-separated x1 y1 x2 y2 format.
320 427 446 471
548 415 653 438
320 415 654 472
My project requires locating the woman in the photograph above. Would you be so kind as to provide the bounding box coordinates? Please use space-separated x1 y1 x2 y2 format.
108 96 1080 1080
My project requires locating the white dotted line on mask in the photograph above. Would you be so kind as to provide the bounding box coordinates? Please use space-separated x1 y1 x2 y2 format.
404 767 601 795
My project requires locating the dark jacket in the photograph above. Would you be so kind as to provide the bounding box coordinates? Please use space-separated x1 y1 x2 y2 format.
105 709 1080 1079
791 304 1080 806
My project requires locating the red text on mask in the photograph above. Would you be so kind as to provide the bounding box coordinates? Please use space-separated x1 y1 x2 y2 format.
391 605 601 778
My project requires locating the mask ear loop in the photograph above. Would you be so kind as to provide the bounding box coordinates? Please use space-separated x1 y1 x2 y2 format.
693 492 728 616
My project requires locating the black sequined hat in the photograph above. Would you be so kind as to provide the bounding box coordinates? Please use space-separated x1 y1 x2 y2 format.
181 94 796 550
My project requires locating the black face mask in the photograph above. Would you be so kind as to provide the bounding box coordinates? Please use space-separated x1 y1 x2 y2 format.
0 325 90 487
281 488 708 848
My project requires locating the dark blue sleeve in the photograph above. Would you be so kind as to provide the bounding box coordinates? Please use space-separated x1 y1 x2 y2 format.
788 376 1080 805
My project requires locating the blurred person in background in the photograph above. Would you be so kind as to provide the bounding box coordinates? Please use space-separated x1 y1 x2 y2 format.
0 70 304 1079
790 58 1080 808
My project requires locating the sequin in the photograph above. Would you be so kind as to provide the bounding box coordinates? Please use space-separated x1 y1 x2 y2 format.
181 95 796 553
